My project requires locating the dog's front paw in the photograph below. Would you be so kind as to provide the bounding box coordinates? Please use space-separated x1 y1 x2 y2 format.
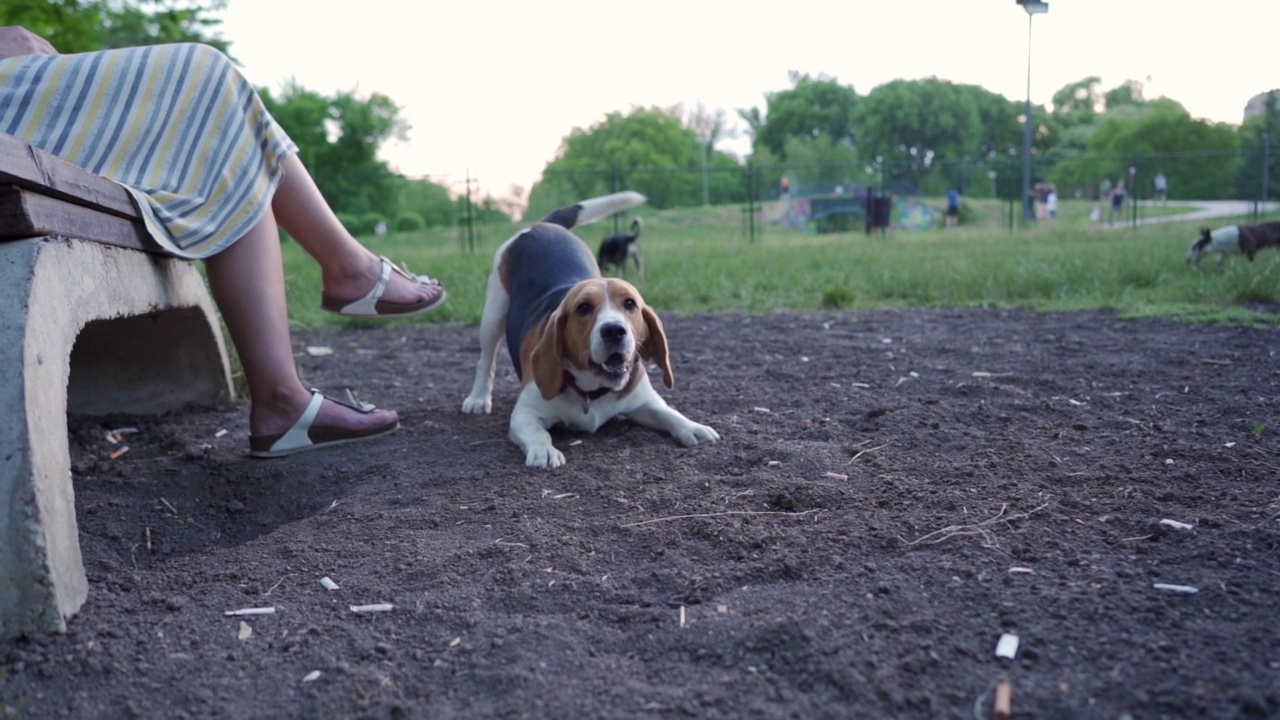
461 395 492 414
674 423 720 448
525 444 565 469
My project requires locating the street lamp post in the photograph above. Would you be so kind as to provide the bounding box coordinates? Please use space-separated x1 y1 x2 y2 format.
1017 1 1048 224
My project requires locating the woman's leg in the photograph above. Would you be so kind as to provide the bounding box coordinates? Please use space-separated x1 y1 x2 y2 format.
203 208 398 439
271 154 440 307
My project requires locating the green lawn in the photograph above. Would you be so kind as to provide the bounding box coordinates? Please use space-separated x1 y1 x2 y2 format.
279 198 1280 330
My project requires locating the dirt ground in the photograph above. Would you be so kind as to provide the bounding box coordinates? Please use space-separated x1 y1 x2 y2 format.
3 307 1279 719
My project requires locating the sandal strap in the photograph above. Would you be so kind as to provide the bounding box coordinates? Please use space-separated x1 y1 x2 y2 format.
336 258 394 316
388 256 437 285
269 390 325 453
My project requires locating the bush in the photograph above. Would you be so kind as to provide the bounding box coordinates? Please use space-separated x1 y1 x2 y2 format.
336 212 361 235
360 213 384 235
393 212 426 233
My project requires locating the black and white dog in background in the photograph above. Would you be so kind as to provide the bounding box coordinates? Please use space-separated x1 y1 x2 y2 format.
1187 222 1280 265
598 216 643 281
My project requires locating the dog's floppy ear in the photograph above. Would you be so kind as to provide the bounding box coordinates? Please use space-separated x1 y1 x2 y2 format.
530 310 568 400
1195 228 1211 248
640 306 674 389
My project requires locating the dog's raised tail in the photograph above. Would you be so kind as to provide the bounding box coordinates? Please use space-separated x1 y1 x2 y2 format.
541 191 646 231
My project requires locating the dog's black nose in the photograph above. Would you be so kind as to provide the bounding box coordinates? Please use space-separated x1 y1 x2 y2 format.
600 322 628 342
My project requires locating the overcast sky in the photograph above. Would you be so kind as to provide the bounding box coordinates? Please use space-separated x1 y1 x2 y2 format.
213 0 1279 200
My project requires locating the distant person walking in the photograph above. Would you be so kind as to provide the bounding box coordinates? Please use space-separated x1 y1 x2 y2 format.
1153 172 1168 206
945 188 960 228
1107 178 1126 226
1046 188 1059 221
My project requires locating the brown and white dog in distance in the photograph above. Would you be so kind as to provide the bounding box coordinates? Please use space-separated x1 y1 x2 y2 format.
460 191 719 468
1187 222 1280 265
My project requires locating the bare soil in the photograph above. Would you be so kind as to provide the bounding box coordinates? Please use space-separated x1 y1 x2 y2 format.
4 307 1280 719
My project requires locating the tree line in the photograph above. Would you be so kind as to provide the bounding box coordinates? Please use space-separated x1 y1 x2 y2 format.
530 72 1275 217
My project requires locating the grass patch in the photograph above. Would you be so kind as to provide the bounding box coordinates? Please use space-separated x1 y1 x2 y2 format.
277 198 1280 328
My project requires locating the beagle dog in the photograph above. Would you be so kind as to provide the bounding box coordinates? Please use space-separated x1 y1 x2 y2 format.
598 216 643 281
461 192 719 468
1187 222 1280 265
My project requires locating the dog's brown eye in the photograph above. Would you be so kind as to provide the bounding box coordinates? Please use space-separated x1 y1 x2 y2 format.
576 301 593 316
622 298 638 311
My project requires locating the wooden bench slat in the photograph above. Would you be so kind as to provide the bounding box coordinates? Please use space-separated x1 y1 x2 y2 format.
0 132 140 221
0 185 165 254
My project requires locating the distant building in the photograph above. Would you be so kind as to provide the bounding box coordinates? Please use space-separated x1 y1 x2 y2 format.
1243 90 1280 122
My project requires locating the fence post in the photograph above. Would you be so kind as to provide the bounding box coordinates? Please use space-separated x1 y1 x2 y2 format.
458 170 475 253
741 162 758 244
1263 131 1271 217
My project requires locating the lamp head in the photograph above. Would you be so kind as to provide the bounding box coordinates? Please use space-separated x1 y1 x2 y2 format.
1017 0 1049 14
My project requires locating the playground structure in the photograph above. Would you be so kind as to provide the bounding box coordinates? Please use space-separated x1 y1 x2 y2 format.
768 185 937 234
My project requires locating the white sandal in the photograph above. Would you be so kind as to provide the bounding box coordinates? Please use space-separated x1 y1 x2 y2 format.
248 390 399 458
320 256 446 318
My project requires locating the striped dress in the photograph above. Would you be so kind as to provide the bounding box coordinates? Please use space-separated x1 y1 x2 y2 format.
0 43 296 259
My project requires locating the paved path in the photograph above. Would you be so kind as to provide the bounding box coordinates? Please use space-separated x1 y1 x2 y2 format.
1125 200 1277 227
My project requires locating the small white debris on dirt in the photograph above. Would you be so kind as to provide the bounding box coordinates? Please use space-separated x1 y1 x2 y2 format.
215 429 228 438
319 577 339 591
995 633 1020 659
800 356 809 362
850 382 870 389
105 431 120 444
1153 583 1199 594
449 637 462 648
224 607 275 617
305 346 334 356
823 472 848 481
350 604 394 613
1007 566 1035 575
108 447 129 460
1225 442 1236 448
753 407 771 414
302 670 321 683
1159 519 1194 531
717 604 728 614
909 371 919 378
114 427 139 435
238 622 252 641
679 606 686 629
1164 459 1175 465
567 440 583 446
766 460 782 467
1068 399 1086 406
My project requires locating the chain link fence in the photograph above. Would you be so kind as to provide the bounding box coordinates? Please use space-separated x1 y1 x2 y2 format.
513 146 1277 241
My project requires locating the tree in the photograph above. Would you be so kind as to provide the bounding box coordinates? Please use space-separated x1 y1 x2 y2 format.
0 0 230 54
1233 92 1278 201
1103 79 1147 112
1073 99 1240 200
855 78 1020 193
395 177 456 229
530 106 715 214
259 84 408 218
686 102 738 205
740 73 859 161
1050 76 1103 129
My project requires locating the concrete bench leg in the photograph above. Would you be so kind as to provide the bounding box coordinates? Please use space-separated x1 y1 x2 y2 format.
0 238 233 639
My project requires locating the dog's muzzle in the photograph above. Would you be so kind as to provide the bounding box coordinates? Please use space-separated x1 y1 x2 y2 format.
591 322 634 384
